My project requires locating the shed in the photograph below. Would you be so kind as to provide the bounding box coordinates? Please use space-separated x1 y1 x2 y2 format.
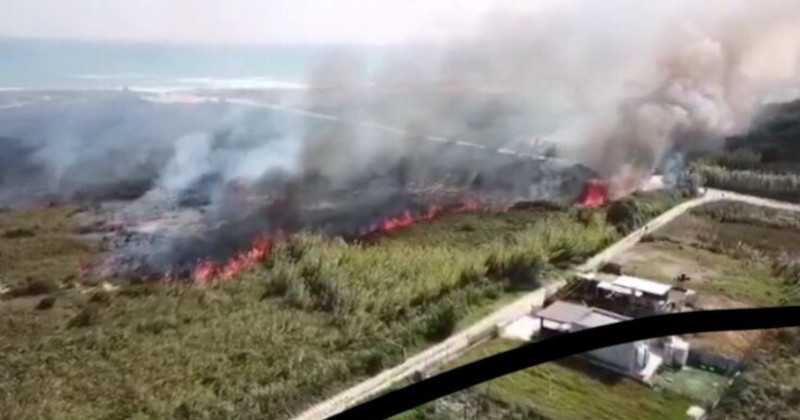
612 275 672 297
536 301 592 333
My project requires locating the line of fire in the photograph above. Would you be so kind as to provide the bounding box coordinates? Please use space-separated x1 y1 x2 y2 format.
79 102 669 285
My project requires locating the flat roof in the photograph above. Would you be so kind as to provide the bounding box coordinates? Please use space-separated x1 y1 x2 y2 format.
537 301 630 330
576 308 630 328
536 301 592 324
597 281 634 295
613 275 672 296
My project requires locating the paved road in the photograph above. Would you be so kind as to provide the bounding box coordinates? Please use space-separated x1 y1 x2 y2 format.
291 188 800 420
577 188 725 272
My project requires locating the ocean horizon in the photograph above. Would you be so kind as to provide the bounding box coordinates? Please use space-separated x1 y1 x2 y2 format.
0 38 391 91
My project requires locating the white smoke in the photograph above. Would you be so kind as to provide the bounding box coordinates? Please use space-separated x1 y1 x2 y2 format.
158 133 214 193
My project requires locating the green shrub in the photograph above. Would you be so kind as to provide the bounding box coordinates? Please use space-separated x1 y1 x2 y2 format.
485 252 547 290
606 193 679 234
67 305 100 328
35 296 56 310
421 300 461 342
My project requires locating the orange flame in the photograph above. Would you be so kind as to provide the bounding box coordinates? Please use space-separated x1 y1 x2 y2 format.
188 199 488 283
381 210 414 231
192 261 217 285
188 235 275 284
578 179 610 208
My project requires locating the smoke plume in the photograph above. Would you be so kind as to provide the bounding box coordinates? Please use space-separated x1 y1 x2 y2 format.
296 0 800 195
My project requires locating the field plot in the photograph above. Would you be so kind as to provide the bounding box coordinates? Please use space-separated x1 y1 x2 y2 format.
0 205 619 420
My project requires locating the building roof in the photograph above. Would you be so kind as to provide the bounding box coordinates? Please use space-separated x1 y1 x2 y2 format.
576 310 629 328
612 275 672 296
597 281 634 295
536 301 592 324
537 301 630 329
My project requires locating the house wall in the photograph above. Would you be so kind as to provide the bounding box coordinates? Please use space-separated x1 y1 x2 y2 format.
585 342 636 373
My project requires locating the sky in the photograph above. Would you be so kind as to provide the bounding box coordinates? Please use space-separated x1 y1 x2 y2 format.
1 0 565 45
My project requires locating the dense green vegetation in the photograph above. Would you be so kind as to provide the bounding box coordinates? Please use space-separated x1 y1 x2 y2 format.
692 164 800 201
0 206 620 419
605 191 683 234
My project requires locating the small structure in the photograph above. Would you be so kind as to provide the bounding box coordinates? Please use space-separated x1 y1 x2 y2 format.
585 273 694 316
501 315 541 341
664 336 691 367
535 300 664 382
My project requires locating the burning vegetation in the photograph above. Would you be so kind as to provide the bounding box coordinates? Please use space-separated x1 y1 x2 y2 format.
82 137 611 283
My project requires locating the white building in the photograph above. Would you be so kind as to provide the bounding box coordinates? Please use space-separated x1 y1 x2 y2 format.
536 301 665 382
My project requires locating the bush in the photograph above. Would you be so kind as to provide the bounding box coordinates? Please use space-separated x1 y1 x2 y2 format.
0 204 629 418
606 193 679 234
88 290 112 305
485 253 547 290
421 300 461 342
2 228 35 239
35 296 56 310
599 262 623 275
67 305 100 328
711 149 764 170
5 278 58 298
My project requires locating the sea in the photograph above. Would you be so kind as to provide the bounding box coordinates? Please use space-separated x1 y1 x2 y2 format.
0 38 390 92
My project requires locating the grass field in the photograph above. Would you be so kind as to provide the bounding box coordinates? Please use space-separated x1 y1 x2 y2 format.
615 201 800 307
0 204 622 420
445 340 694 420
614 241 782 307
0 206 95 291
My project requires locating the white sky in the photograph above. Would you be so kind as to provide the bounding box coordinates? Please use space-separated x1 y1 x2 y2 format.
1 0 566 45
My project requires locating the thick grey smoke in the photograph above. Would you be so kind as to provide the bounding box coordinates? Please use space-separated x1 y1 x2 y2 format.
299 0 800 197
466 0 800 193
